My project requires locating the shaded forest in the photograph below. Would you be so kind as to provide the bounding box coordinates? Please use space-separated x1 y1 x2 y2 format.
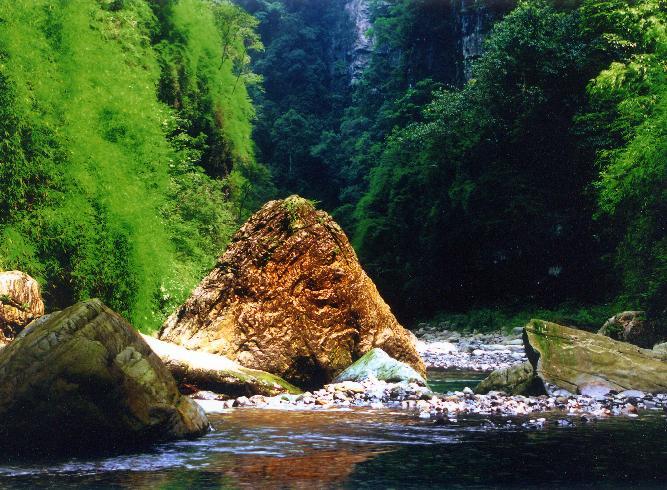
239 0 667 331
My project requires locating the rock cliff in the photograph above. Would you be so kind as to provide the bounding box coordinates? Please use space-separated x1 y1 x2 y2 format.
344 0 512 85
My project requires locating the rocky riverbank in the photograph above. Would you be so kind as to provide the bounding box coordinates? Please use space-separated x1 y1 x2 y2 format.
192 325 667 424
415 325 528 371
195 377 667 424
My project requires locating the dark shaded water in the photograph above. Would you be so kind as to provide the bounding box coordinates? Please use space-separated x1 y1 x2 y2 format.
0 407 665 489
427 369 488 393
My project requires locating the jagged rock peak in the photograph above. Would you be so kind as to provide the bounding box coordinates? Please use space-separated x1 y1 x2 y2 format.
160 195 425 389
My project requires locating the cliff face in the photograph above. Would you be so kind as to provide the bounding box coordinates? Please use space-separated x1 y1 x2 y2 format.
344 0 374 82
459 0 489 80
343 0 511 85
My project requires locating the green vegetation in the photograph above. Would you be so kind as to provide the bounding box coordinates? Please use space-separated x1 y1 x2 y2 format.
426 305 617 334
0 0 267 331
1 0 665 337
241 0 667 336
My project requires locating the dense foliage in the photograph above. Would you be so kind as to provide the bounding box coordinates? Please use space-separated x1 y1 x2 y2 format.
579 0 667 327
242 0 667 333
355 1 605 316
0 0 267 330
1 0 664 335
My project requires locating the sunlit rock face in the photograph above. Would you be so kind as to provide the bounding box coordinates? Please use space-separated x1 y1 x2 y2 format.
160 196 425 389
0 270 45 345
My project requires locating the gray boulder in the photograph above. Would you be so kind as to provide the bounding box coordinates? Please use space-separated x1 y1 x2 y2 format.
598 311 657 348
332 348 428 386
475 361 545 395
476 320 667 396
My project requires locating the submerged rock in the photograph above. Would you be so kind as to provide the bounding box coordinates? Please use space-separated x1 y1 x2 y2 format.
0 299 209 453
160 196 424 388
332 348 427 386
0 271 44 345
525 319 667 395
598 311 657 349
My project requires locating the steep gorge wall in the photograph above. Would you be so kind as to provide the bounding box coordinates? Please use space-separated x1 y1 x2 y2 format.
344 0 512 85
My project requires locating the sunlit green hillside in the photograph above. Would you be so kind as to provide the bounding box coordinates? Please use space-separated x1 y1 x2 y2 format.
0 0 270 330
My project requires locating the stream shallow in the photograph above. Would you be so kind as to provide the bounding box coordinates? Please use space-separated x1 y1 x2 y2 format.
0 405 665 489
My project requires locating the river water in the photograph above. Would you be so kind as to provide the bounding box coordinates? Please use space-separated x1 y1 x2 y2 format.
0 375 665 489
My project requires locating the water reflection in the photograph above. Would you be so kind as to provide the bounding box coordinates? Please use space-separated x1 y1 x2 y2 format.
0 408 664 488
426 369 488 393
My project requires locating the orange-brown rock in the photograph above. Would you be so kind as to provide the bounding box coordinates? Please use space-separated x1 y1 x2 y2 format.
160 196 425 388
0 271 45 345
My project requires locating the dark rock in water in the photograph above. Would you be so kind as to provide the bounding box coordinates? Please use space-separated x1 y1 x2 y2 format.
598 311 657 349
474 361 545 395
0 271 45 345
332 348 427 386
525 319 667 395
0 299 209 453
159 196 424 389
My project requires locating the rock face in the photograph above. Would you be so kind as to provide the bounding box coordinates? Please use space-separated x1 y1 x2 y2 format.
0 299 209 452
160 196 425 389
524 319 667 395
142 334 301 397
345 0 373 82
474 361 544 395
0 271 45 345
343 0 512 86
332 348 427 386
598 311 657 348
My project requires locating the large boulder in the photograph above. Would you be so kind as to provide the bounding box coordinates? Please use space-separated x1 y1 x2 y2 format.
598 311 657 348
141 334 302 397
159 196 425 388
474 361 544 395
0 299 209 453
0 271 45 345
654 342 667 358
524 319 667 395
332 348 427 386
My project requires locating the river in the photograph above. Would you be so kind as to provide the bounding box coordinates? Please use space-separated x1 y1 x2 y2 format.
0 375 665 489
